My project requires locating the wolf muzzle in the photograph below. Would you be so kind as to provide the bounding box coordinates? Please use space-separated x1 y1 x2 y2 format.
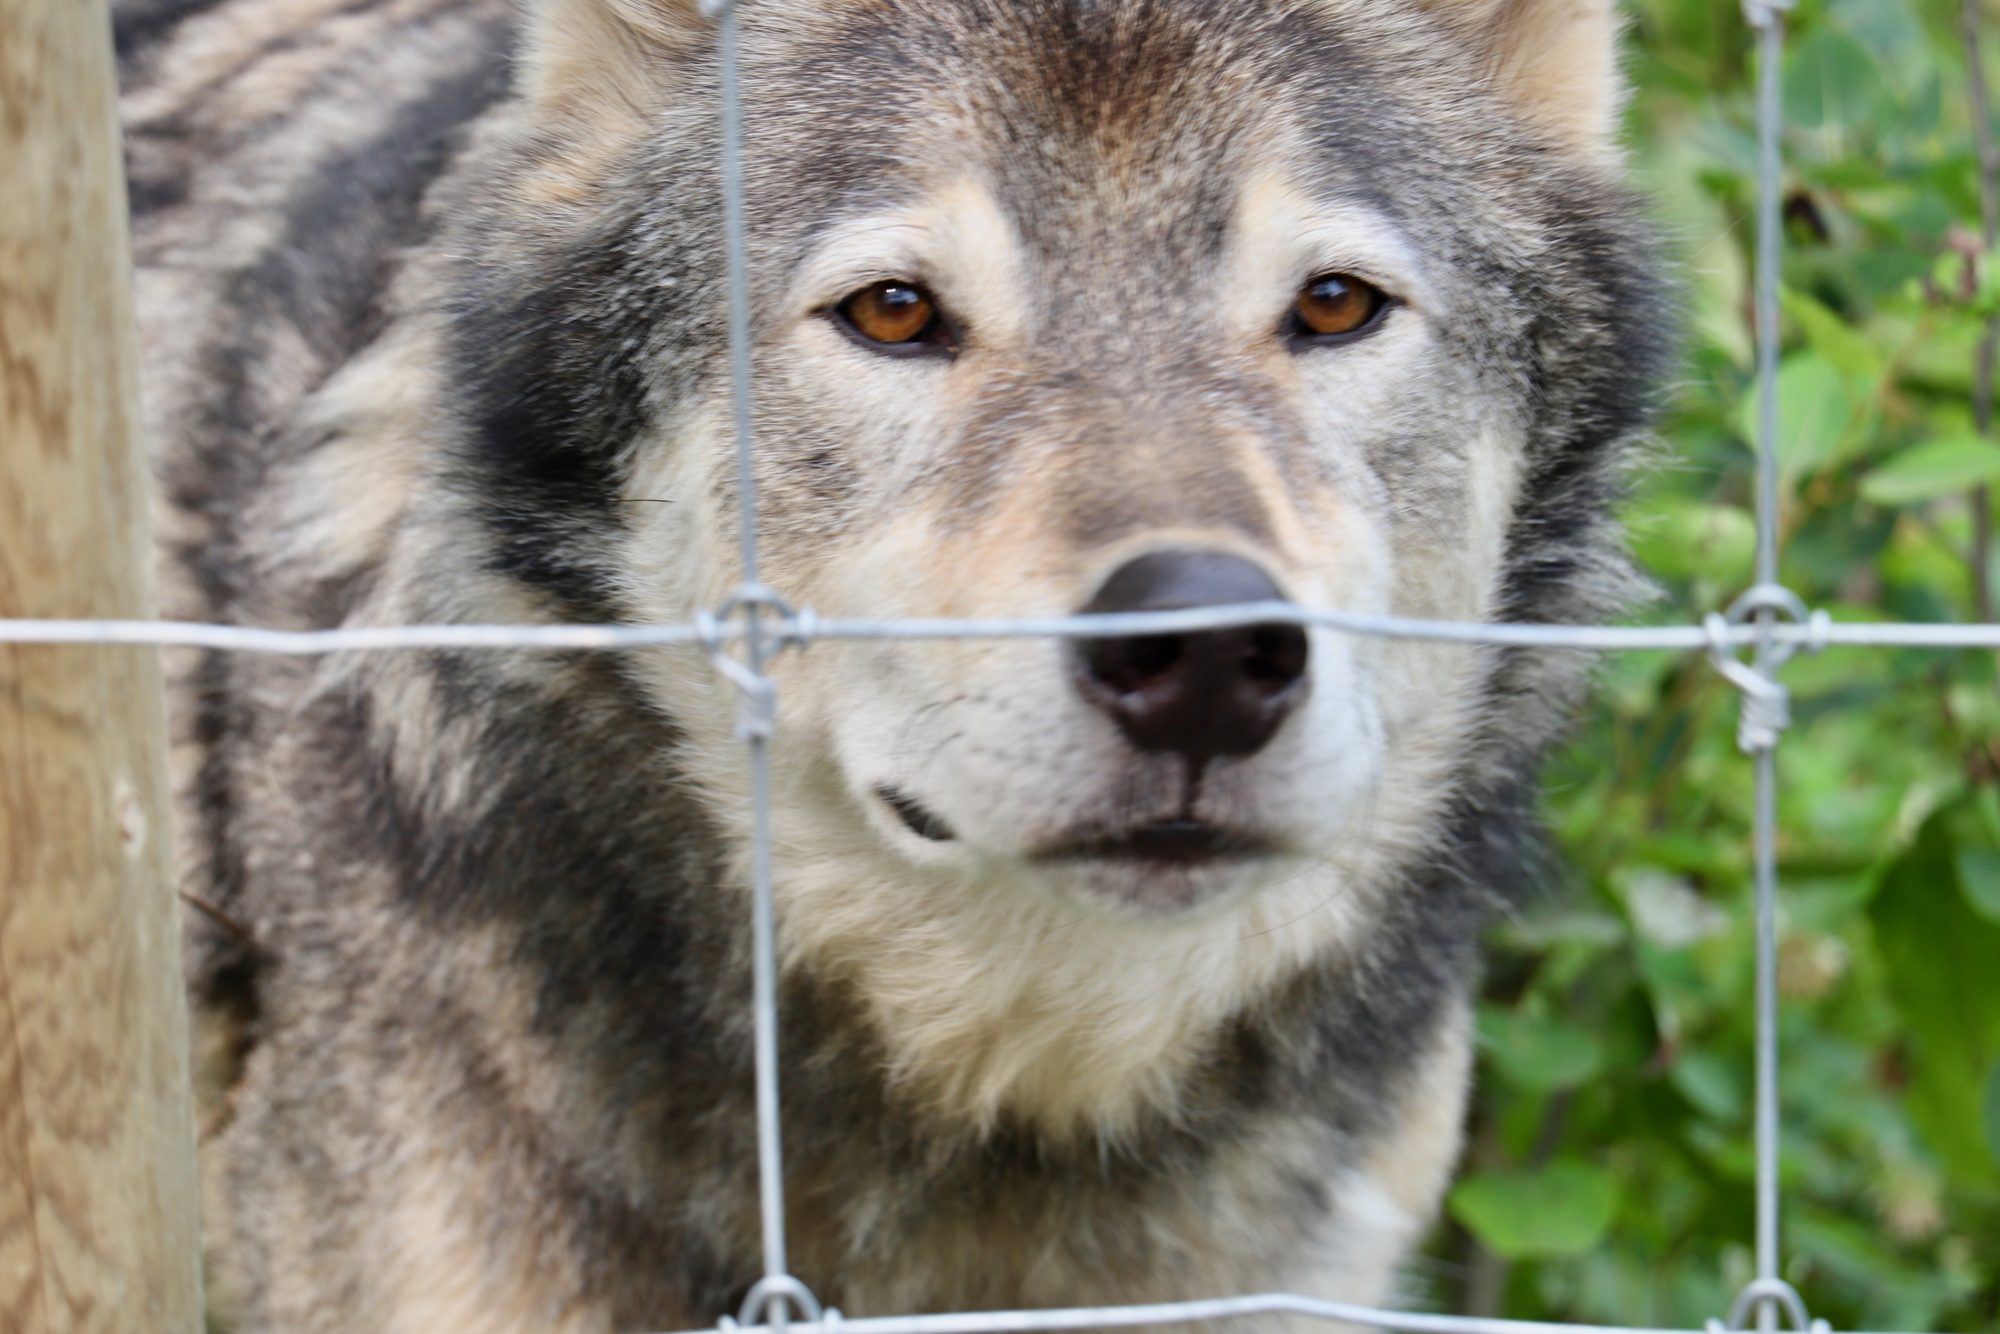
1070 550 1309 763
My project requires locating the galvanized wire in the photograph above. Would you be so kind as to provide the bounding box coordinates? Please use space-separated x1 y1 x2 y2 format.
10 606 2000 656
703 0 794 1315
1751 745 1784 1334
1743 7 1798 1332
680 1290 1899 1334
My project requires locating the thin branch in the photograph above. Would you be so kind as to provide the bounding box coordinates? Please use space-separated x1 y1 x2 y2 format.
1963 0 1999 621
179 890 258 949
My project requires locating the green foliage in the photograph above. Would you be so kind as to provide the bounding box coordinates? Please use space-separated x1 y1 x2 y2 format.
1436 2 2000 1328
1452 1162 1621 1260
1860 436 2000 505
1873 806 2000 1184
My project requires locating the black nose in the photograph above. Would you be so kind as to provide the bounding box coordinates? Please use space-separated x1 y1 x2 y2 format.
1071 550 1309 761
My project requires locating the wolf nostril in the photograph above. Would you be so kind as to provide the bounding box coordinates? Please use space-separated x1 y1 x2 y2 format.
1070 550 1309 761
1245 625 1308 685
1082 633 1182 694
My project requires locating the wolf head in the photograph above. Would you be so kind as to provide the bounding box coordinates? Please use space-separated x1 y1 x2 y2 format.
440 0 1665 1131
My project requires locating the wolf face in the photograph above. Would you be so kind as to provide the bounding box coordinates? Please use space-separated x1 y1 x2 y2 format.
442 0 1663 1131
124 0 1668 1325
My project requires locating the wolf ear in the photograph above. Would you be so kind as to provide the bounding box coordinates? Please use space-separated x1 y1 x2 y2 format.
1420 0 1626 154
519 0 705 121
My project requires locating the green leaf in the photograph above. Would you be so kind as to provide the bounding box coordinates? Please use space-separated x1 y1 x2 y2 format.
1782 29 1882 133
1859 436 2000 507
1781 289 1880 383
1958 849 2000 924
1870 808 2000 1184
1628 500 1757 584
1449 1160 1619 1260
1736 352 1860 475
1479 1007 1606 1092
1669 1047 1745 1122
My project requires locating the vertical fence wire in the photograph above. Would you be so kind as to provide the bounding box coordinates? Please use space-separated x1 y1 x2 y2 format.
709 0 796 1315
1746 7 1793 1331
1752 740 1783 1333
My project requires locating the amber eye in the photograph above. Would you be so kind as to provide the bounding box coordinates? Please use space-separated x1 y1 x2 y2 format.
1290 273 1390 343
835 280 944 351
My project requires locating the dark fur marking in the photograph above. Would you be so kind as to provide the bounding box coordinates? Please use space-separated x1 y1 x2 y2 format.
124 158 190 214
1499 200 1673 622
251 46 510 372
121 110 199 219
180 644 260 1041
166 15 510 601
170 0 399 133
447 234 654 616
165 34 515 1059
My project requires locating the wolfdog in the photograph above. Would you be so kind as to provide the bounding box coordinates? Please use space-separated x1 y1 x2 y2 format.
119 0 1667 1328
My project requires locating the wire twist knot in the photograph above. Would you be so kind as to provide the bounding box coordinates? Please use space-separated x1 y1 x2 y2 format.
1706 1277 1830 1334
1704 584 1827 754
698 584 813 741
719 1275 831 1333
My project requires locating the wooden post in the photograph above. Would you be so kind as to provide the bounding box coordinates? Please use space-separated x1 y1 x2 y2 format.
0 1 205 1330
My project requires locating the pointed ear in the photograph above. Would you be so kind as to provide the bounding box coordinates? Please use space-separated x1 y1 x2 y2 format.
518 0 705 122
1421 0 1626 155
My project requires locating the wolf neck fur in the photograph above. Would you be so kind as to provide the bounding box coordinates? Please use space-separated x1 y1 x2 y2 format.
747 798 1415 1141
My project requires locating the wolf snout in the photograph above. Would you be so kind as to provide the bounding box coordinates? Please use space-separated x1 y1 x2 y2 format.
1070 550 1309 762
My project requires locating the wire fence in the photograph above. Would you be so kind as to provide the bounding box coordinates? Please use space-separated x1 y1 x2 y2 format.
1 0 1987 1332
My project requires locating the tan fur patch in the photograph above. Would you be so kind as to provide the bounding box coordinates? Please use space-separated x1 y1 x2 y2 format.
1415 0 1627 152
374 1153 605 1334
519 0 686 129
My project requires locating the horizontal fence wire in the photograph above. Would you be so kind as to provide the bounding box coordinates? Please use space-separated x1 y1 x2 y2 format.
691 1293 1928 1334
0 0 1977 1332
4 607 2000 655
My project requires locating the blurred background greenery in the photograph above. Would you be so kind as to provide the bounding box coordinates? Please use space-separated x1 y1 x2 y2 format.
1431 2 2000 1328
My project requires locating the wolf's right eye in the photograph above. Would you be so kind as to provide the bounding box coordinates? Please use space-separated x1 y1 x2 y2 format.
833 281 952 356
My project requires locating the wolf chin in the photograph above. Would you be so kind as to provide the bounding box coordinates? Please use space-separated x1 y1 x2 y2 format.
118 0 1667 1328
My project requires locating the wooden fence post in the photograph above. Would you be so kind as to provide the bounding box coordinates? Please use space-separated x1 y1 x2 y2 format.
0 1 205 1330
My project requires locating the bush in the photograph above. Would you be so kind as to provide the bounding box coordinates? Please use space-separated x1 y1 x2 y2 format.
1443 3 2000 1328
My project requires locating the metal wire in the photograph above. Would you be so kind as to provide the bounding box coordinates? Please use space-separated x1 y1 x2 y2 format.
704 0 793 1315
1743 7 1797 1331
661 1290 1896 1334
0 3 1969 1334
10 605 2000 656
0 617 718 652
1751 742 1783 1334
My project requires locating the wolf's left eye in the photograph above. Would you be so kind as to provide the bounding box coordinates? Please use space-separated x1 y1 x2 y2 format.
834 280 952 356
1287 274 1391 346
